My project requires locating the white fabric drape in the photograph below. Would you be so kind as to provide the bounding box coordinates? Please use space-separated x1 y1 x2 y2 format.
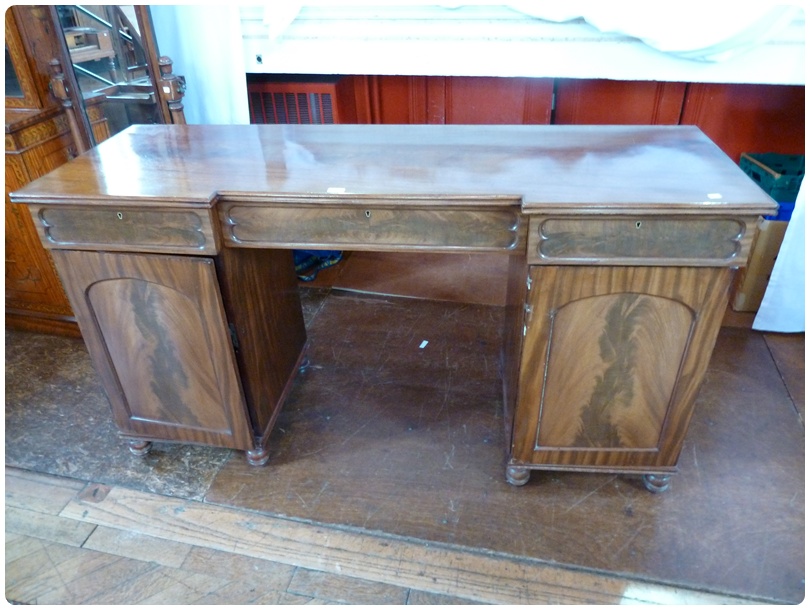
753 181 806 333
506 3 802 62
244 5 802 82
149 5 249 125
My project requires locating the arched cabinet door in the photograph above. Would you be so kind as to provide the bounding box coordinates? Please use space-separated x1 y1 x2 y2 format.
510 265 733 477
51 249 253 450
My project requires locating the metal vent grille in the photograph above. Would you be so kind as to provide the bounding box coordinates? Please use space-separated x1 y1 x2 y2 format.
247 82 339 124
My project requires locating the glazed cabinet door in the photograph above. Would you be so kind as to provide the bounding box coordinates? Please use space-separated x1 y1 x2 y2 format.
50 249 254 451
508 265 733 487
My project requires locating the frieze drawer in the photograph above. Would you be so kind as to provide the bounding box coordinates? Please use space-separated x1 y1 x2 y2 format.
220 202 524 252
30 206 219 255
527 216 756 266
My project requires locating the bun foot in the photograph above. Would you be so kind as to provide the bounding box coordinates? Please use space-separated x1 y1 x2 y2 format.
506 465 530 486
246 446 270 466
642 473 672 493
128 440 152 457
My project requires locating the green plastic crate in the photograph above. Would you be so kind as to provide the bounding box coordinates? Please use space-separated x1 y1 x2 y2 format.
739 152 804 204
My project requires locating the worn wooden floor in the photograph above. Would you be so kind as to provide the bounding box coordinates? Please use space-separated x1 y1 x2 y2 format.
6 467 749 605
6 253 805 604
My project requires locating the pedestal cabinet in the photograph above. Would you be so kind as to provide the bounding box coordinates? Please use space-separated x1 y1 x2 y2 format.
502 208 760 490
50 248 307 464
507 265 734 491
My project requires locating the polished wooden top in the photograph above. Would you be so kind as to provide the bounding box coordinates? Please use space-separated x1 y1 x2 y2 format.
12 124 776 215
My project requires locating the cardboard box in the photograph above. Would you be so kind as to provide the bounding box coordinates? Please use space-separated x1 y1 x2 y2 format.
732 218 789 312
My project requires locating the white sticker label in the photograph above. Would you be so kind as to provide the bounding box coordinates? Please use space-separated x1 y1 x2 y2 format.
327 187 346 194
707 193 723 199
419 340 429 349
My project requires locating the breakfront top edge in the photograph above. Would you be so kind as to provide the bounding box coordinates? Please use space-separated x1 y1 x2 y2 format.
10 124 777 216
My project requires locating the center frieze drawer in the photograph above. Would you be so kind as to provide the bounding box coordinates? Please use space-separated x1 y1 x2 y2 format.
220 202 524 252
527 216 754 266
30 206 219 255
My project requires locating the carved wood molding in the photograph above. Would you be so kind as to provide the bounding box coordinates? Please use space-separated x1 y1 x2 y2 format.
6 114 71 153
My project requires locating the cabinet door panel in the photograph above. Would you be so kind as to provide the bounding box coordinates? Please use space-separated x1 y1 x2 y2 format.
537 292 692 449
512 266 732 471
51 250 253 450
88 279 233 431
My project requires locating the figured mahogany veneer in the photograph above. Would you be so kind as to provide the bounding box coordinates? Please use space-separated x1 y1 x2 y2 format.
219 198 524 252
50 250 254 451
32 205 219 254
529 216 754 265
11 124 776 489
511 266 733 473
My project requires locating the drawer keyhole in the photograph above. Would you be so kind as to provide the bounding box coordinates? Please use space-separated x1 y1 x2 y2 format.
116 212 124 220
365 210 372 218
635 221 642 229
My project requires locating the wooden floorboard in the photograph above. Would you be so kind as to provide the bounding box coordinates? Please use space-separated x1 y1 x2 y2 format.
5 467 86 512
6 465 762 605
14 470 741 605
5 505 96 547
82 525 193 568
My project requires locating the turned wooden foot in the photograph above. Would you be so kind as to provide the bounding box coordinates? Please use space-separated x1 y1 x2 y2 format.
128 440 152 457
642 473 672 493
246 446 270 466
506 465 530 486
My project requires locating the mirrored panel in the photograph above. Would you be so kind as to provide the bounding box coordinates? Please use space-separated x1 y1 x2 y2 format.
57 5 160 142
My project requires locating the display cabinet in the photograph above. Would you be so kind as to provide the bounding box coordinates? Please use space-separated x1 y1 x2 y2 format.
5 7 80 335
5 5 187 336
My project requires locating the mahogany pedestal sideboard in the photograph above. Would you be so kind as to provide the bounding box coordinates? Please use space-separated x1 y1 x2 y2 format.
11 124 776 491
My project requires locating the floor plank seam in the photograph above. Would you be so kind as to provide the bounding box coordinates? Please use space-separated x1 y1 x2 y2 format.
56 489 610 603
762 334 805 423
57 482 766 605
202 498 769 603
